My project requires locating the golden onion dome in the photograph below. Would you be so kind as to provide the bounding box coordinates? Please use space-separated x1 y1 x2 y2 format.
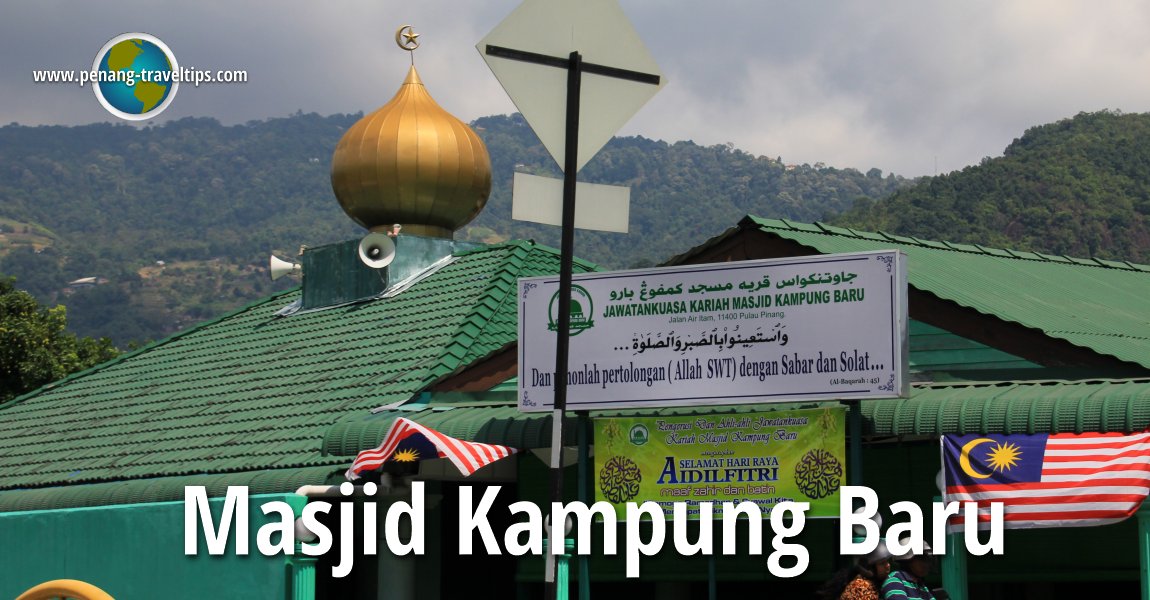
331 64 492 239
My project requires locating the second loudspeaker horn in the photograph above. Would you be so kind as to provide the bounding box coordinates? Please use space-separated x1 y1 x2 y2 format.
358 232 396 269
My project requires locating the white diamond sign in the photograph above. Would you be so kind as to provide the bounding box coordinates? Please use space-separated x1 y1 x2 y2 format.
477 0 665 173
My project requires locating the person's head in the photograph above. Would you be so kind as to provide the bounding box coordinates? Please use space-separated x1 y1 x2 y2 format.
857 541 893 581
893 538 935 579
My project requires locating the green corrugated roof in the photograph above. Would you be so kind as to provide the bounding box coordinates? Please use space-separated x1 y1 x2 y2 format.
5 377 1148 510
0 466 340 512
0 240 594 496
685 216 1150 370
322 379 1150 456
863 378 1150 437
9 216 1150 512
908 320 1039 373
322 397 828 456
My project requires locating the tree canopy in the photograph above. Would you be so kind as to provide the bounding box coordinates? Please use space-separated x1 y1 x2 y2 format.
836 110 1150 262
0 277 118 402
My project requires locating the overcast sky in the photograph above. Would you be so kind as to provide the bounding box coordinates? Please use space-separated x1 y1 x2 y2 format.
4 0 1150 176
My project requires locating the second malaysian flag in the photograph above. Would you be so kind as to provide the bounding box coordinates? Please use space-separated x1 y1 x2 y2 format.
942 431 1150 530
346 417 518 480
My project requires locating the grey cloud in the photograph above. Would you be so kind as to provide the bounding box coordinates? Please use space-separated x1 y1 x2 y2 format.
3 0 1150 176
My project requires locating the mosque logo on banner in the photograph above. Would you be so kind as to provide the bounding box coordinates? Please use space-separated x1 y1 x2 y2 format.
547 284 595 335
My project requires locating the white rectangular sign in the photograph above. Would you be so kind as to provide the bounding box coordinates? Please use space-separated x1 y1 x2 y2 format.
517 251 908 412
511 172 630 233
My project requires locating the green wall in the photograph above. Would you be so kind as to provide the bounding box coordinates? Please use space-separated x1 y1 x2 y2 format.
0 493 306 599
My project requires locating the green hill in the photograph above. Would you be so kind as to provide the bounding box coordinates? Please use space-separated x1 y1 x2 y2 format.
6 109 1149 355
0 113 907 346
0 114 365 344
463 114 910 266
837 110 1150 261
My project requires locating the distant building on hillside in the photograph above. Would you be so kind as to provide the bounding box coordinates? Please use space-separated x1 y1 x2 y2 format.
62 276 108 294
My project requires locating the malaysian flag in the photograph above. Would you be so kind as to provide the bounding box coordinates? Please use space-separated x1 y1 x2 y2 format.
942 431 1150 530
345 417 518 480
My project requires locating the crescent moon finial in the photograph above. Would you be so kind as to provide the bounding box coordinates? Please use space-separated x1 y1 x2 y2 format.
395 25 420 52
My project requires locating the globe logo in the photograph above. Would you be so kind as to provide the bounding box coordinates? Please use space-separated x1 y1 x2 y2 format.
91 33 179 121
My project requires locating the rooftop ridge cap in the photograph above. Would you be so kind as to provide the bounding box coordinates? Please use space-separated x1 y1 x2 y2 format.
746 215 1149 272
1045 325 1150 335
0 286 302 412
950 237 1150 271
442 244 533 368
452 238 529 257
458 238 600 270
911 377 1150 389
428 242 604 387
531 238 601 271
746 215 790 229
812 221 840 234
455 238 602 273
1122 260 1150 271
0 464 344 499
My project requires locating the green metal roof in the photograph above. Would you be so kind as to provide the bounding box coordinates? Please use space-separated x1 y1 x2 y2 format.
8 215 1150 512
715 217 1150 370
322 379 1150 456
0 240 594 496
6 377 1149 510
0 466 340 512
322 397 827 456
863 378 1150 437
908 320 1039 373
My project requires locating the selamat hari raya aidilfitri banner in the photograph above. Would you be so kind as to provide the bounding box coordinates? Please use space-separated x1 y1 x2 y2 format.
517 251 908 412
594 407 846 518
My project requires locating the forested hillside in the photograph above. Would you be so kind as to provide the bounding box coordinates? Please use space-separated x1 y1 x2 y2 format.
0 114 363 344
465 114 909 267
837 111 1150 261
0 113 906 345
8 110 1150 349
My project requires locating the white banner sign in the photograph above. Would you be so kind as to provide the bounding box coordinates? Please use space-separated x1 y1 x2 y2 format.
517 251 908 412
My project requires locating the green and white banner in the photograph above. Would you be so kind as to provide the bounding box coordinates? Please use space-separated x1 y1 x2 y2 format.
517 251 908 412
594 407 846 519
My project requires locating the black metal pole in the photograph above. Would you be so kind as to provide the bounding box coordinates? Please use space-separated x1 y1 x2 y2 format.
849 400 863 487
577 411 591 600
546 50 582 600
481 43 655 600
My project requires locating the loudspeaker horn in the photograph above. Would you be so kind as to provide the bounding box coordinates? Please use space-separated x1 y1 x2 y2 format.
269 255 301 281
358 232 396 269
